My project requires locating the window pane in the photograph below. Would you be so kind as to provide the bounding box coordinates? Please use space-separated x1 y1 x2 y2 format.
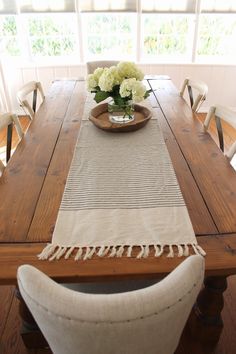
142 14 194 61
0 15 20 55
83 13 136 60
197 14 236 61
25 14 78 58
31 38 46 55
62 36 76 54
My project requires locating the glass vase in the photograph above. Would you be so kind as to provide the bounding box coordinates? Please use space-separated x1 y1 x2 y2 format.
108 99 135 124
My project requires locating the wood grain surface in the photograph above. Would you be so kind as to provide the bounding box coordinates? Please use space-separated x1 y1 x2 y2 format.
152 79 236 234
0 234 236 285
0 79 236 285
0 80 77 243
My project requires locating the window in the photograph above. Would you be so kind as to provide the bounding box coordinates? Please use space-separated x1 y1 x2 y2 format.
0 0 78 61
1 0 236 64
82 13 136 60
25 14 78 58
142 14 194 61
0 15 20 56
80 0 137 60
141 0 196 62
197 0 236 62
197 15 236 60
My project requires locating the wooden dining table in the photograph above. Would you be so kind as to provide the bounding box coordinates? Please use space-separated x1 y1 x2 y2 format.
0 77 236 350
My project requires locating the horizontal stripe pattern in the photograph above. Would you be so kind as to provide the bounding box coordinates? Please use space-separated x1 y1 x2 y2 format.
60 115 186 211
37 94 204 262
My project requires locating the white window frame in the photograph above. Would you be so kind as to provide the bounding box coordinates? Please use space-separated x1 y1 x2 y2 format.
0 0 236 65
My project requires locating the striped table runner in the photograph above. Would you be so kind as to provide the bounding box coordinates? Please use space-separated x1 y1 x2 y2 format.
39 97 205 261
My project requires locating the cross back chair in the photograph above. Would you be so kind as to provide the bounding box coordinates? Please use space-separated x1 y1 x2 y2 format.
17 81 45 120
180 78 208 113
0 113 23 174
86 60 119 74
17 255 204 354
204 105 236 161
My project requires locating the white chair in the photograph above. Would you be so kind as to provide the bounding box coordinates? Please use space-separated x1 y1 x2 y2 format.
0 113 23 172
17 255 204 354
204 105 236 161
180 78 208 113
86 60 119 74
17 81 45 120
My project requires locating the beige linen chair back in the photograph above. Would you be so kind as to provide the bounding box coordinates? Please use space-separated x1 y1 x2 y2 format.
17 81 45 120
0 113 23 170
204 105 236 161
87 60 119 74
180 78 208 113
17 255 204 354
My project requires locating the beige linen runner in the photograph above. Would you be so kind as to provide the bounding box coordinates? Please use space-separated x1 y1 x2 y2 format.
39 97 206 261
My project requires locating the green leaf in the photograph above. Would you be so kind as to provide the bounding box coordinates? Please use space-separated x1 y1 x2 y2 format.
94 91 110 103
144 89 151 99
113 96 126 106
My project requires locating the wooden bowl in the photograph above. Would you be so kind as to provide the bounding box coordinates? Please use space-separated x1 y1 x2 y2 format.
89 103 152 133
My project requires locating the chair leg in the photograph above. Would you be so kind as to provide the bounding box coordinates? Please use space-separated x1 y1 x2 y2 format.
6 123 13 162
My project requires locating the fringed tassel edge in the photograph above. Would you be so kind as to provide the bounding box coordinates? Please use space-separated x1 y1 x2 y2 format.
38 243 206 261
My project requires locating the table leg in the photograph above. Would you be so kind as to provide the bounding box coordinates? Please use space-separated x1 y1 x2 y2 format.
188 276 227 352
15 286 49 349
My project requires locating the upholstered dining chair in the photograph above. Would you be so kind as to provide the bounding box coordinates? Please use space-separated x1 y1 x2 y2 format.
17 255 204 354
86 60 119 74
0 112 23 169
17 81 45 120
180 78 208 113
204 105 236 162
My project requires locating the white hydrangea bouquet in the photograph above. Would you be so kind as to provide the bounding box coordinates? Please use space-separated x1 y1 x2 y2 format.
87 61 150 123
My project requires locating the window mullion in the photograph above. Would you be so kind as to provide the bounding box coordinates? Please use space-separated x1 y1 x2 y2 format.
75 0 83 63
136 0 141 63
192 0 201 62
15 1 32 63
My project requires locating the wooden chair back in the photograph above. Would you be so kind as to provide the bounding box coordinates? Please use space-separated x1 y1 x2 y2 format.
17 81 45 120
180 78 208 113
0 113 23 166
204 105 236 161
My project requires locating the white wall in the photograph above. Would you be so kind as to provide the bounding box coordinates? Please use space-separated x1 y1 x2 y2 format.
3 61 236 114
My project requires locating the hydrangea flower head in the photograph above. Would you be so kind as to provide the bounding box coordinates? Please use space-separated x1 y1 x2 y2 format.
86 61 149 104
117 62 144 81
